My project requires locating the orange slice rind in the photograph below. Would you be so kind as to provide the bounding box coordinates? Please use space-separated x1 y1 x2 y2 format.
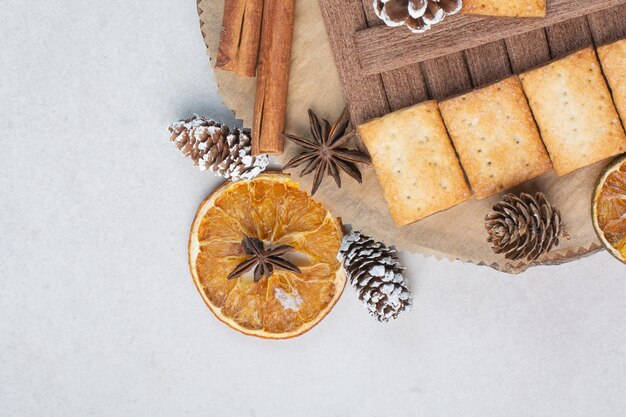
188 172 346 338
592 154 626 263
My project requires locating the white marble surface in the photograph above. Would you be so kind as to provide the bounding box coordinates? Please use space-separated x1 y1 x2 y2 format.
2 1 626 416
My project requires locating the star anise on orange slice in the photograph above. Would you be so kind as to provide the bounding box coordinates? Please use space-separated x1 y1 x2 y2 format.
228 236 301 283
282 108 371 195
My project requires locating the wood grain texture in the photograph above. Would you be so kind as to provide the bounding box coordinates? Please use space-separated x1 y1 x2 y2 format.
421 54 473 100
464 41 512 87
505 30 552 73
587 3 626 45
317 0 388 125
359 0 430 111
382 66 430 110
353 0 626 75
545 16 593 58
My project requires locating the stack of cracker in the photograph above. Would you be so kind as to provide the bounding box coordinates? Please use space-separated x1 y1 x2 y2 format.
439 76 552 199
358 101 471 227
597 40 626 127
519 47 626 176
358 41 626 227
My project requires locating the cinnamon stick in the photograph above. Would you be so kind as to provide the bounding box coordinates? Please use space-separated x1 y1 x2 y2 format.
252 0 296 155
215 0 263 77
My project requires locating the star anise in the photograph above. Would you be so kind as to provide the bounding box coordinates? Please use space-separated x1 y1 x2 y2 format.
228 236 301 282
282 108 371 195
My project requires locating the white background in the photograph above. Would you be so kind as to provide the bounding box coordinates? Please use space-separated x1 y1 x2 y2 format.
2 1 626 416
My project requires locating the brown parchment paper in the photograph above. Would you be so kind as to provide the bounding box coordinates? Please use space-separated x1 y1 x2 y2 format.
197 0 604 273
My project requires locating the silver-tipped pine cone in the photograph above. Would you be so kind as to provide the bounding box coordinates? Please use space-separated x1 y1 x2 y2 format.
485 192 567 262
338 231 412 322
373 0 462 33
168 115 269 181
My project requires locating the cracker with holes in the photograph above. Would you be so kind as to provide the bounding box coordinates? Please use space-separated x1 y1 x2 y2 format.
440 76 552 200
358 101 471 226
598 39 626 124
520 47 626 176
462 0 546 17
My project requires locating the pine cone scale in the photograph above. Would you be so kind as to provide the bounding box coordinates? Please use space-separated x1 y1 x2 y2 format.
339 231 412 322
374 0 462 33
168 115 269 181
486 192 566 262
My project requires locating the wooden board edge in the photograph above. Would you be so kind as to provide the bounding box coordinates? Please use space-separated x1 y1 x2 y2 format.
354 0 626 75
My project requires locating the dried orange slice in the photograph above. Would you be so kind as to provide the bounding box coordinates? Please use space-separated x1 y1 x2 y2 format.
592 154 626 263
188 172 346 338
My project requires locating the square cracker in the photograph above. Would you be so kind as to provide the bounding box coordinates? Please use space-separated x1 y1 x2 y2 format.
439 76 552 200
598 39 626 125
520 47 626 176
358 101 471 227
462 0 546 17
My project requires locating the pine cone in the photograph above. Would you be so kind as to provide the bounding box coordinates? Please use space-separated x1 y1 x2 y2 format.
338 231 412 322
485 192 567 261
168 115 269 181
373 0 463 33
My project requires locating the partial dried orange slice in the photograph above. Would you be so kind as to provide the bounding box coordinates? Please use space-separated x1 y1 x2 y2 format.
592 154 626 263
188 172 345 338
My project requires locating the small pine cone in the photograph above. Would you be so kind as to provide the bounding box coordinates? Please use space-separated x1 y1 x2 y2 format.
485 192 568 261
168 115 269 181
338 231 412 322
373 0 463 33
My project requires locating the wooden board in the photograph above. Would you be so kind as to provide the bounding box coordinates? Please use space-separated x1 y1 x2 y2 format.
319 0 626 122
198 0 626 273
354 0 626 75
